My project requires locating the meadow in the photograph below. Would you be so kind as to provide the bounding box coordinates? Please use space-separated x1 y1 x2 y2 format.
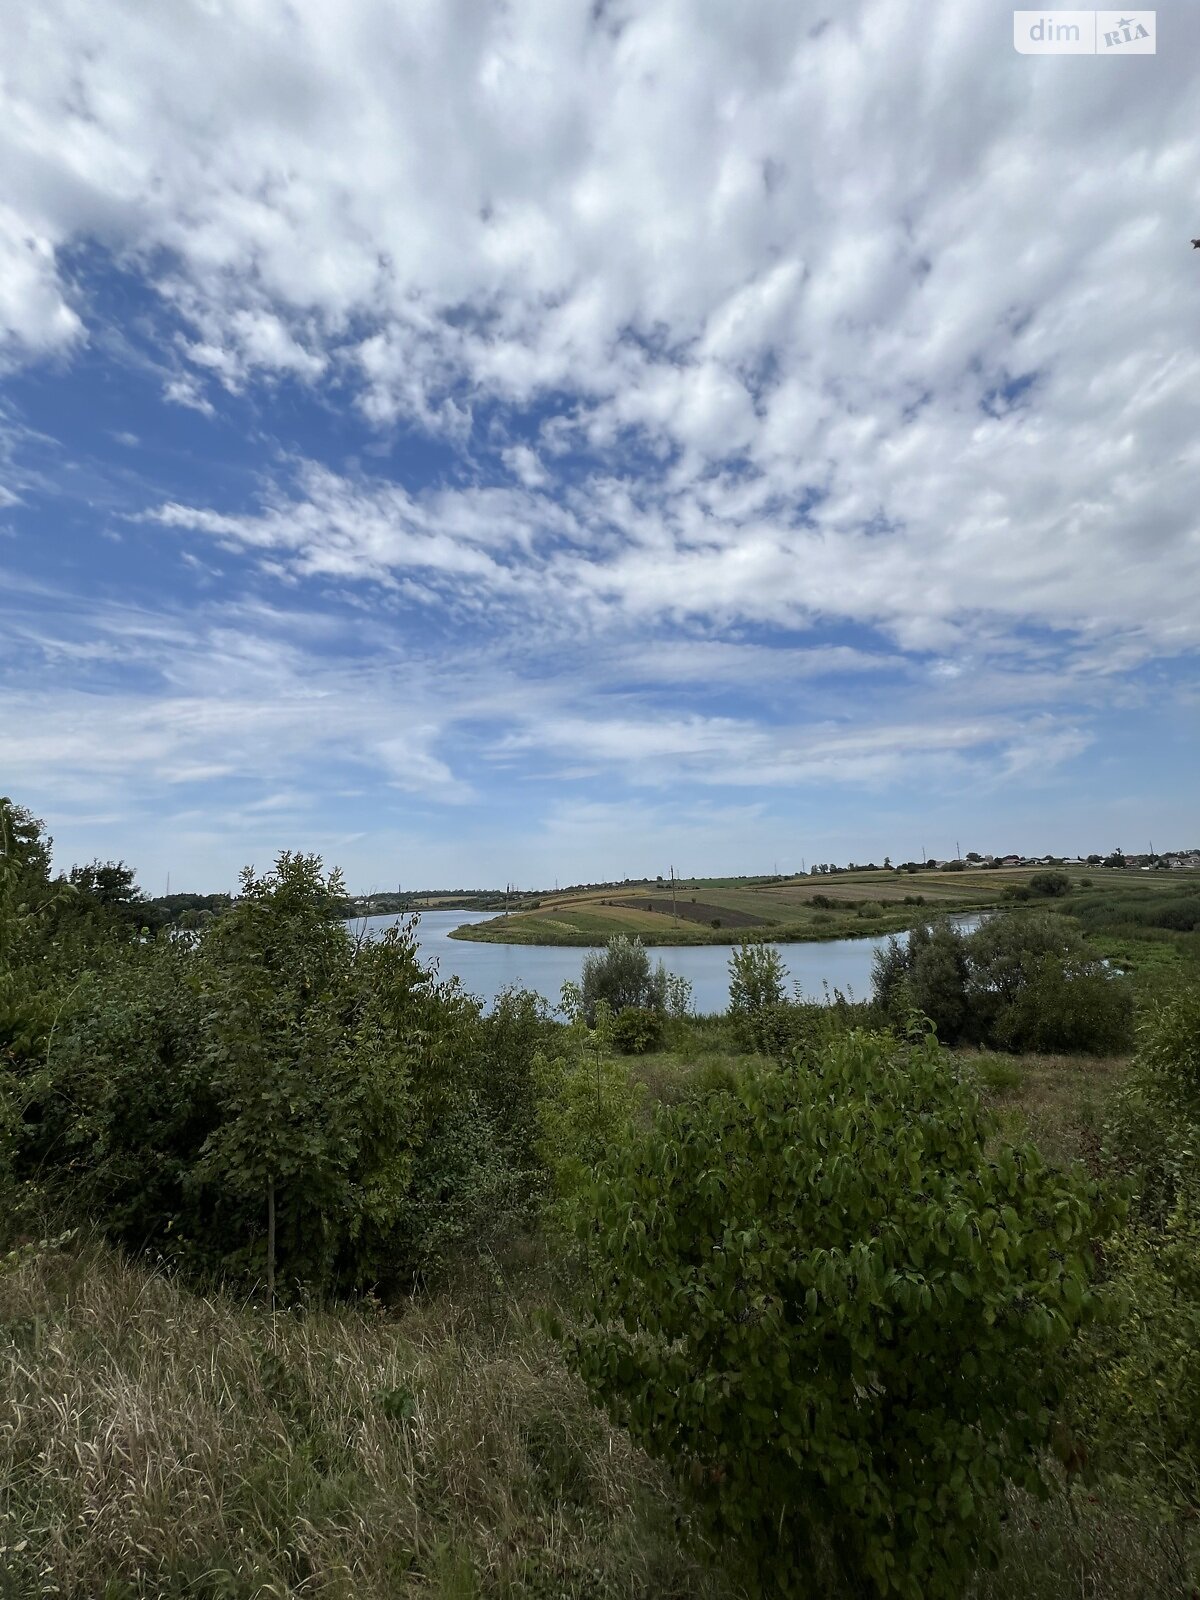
449 865 1197 952
3 1023 1193 1600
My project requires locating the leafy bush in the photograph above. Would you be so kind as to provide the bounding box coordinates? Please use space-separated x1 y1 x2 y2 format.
579 936 667 1024
189 855 442 1296
535 1000 643 1216
1080 1174 1200 1523
726 940 788 1050
569 1029 1115 1598
22 852 527 1298
974 1055 1024 1094
476 985 561 1167
873 922 972 1043
872 914 1132 1055
611 1005 665 1055
1080 978 1200 1521
1104 976 1200 1226
1028 870 1071 898
24 938 214 1253
969 914 1131 1055
988 951 1131 1055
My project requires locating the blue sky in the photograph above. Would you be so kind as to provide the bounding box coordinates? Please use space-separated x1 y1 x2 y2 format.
2 0 1198 892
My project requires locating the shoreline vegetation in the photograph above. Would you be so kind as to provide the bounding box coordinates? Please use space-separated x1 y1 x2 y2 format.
4 796 1200 1596
446 865 1199 955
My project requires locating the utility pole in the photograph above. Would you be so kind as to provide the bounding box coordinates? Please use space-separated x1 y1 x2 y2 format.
670 864 677 921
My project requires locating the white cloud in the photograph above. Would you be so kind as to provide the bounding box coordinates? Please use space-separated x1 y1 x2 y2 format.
0 3 1195 642
1 0 1198 880
0 203 83 362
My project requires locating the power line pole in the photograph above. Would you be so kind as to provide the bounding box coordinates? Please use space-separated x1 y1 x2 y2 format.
670 864 677 921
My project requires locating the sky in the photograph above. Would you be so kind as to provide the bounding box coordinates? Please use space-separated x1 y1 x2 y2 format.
2 0 1198 893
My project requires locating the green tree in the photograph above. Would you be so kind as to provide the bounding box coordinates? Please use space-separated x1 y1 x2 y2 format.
968 913 1130 1054
578 935 667 1024
570 1029 1116 1598
0 796 53 890
906 921 971 1042
873 914 1130 1055
65 859 153 932
0 798 69 1062
727 939 787 1016
727 939 791 1052
194 854 417 1298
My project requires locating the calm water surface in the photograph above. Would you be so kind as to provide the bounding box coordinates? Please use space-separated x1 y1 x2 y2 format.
354 909 944 1014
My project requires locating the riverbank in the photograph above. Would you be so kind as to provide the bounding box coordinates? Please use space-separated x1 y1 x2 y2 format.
445 865 1045 947
358 908 948 1014
447 903 968 946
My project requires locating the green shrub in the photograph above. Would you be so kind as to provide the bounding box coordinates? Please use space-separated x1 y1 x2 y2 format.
989 952 1132 1055
969 914 1132 1055
1080 1175 1200 1522
1105 976 1200 1226
974 1056 1024 1094
477 986 561 1166
579 936 667 1024
24 854 524 1299
24 939 214 1251
873 915 1132 1056
726 941 788 1050
1028 871 1071 898
535 1001 643 1215
569 1028 1115 1598
611 1005 665 1055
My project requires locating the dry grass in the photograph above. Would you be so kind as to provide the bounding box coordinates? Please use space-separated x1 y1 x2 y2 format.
974 1480 1197 1599
0 1237 734 1599
961 1049 1129 1171
2 1033 1189 1600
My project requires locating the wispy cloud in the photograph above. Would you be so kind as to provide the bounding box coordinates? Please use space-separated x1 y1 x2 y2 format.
0 0 1197 882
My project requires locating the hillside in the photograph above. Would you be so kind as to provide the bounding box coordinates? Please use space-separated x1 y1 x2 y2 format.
449 865 1175 946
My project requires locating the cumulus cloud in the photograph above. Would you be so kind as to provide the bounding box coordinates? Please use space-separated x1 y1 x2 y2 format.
2 0 1198 878
3 3 1197 628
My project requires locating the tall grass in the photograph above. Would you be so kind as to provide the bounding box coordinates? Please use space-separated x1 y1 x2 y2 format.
0 1236 732 1599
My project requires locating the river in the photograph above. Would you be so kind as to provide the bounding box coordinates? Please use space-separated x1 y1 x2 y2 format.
351 908 956 1014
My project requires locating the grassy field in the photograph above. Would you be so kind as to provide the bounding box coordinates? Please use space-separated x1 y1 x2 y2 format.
450 865 1197 948
4 1035 1195 1600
